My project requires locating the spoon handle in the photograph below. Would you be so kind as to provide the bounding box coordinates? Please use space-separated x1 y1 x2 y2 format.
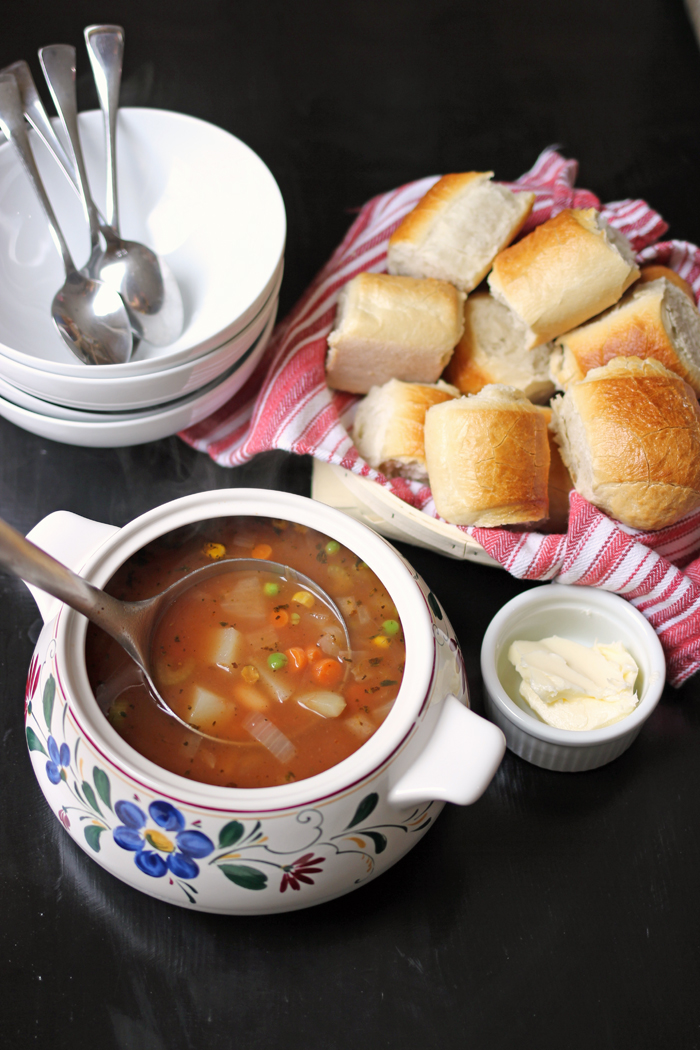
0 60 78 192
0 74 75 276
39 44 102 255
84 25 124 235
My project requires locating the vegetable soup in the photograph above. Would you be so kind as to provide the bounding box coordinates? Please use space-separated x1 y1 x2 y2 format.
85 517 405 788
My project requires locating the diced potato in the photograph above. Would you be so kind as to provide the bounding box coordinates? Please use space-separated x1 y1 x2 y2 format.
234 683 270 712
297 690 347 718
209 625 243 668
253 660 295 702
345 713 375 738
189 686 228 727
156 657 195 686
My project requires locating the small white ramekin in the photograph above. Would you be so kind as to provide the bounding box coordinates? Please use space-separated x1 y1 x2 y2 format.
480 584 666 772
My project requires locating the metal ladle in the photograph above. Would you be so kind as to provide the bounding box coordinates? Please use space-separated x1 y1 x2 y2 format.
41 37 184 349
0 74 133 366
0 516 351 743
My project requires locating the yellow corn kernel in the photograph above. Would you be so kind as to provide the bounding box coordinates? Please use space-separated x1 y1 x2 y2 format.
203 542 226 560
241 665 260 684
271 519 288 531
293 590 315 608
371 635 391 649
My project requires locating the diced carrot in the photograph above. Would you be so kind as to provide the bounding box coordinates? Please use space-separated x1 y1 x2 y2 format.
312 658 344 687
305 645 321 663
252 543 272 560
286 647 308 673
270 609 289 627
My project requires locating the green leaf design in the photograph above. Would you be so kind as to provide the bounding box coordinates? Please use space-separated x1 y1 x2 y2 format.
84 825 107 853
364 831 388 854
26 727 47 756
427 592 443 621
42 675 56 730
81 781 102 817
219 864 268 890
92 767 112 811
218 821 245 849
346 792 378 829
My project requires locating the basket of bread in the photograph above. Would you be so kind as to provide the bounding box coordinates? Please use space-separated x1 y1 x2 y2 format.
181 148 700 684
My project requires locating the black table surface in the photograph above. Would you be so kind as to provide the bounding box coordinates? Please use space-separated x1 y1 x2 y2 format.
2 2 700 1047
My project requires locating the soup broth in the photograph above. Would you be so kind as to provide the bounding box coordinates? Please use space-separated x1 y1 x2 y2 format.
86 517 405 788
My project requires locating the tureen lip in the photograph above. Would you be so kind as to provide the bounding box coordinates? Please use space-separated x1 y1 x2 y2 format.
52 488 437 810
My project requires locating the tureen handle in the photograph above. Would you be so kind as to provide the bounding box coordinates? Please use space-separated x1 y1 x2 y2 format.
25 511 119 623
387 695 506 807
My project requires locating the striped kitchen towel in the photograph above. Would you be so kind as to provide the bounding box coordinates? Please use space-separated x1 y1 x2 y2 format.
180 146 700 685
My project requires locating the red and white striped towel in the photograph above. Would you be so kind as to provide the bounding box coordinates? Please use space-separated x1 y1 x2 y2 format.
180 147 700 686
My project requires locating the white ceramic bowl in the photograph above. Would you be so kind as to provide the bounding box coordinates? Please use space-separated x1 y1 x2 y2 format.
480 584 666 771
0 271 281 410
0 304 275 446
23 490 505 912
0 108 285 373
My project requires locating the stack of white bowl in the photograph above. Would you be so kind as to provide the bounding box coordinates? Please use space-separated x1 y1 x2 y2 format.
0 108 286 447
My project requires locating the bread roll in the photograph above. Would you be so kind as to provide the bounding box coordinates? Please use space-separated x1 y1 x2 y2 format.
550 278 700 393
386 173 535 293
550 356 700 530
444 291 555 403
326 273 465 394
637 265 695 300
353 379 459 480
538 406 574 534
424 385 550 526
488 209 639 348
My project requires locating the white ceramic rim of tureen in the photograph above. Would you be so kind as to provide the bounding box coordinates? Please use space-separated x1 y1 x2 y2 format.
54 489 436 812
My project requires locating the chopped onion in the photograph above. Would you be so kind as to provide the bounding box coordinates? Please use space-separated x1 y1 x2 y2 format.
357 604 371 626
319 629 342 657
243 714 296 764
337 596 357 617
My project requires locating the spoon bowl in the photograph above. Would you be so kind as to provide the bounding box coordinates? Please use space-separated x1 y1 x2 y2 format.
0 73 133 366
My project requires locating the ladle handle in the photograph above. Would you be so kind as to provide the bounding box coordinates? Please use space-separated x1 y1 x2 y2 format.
0 516 137 657
85 25 124 234
39 44 102 253
0 74 75 275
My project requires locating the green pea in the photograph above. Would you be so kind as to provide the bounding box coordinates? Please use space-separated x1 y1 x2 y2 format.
325 540 340 555
383 619 400 636
267 652 288 671
290 612 301 626
263 581 280 596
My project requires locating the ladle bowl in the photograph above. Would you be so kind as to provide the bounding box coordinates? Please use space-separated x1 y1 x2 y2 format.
0 516 350 742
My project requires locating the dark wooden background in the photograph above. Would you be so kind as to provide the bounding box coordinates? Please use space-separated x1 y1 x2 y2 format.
1 2 699 1047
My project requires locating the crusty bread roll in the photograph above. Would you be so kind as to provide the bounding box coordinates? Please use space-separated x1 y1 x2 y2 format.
326 273 465 394
424 385 550 526
637 265 695 300
550 278 700 393
353 379 459 480
386 173 535 293
444 291 555 403
488 209 640 348
538 406 574 534
550 356 700 530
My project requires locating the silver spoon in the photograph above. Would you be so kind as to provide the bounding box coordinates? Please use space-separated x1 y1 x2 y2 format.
0 516 351 743
0 75 133 366
84 27 184 347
